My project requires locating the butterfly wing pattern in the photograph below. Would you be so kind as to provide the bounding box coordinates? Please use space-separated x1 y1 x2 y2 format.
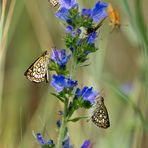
91 96 110 128
49 0 59 7
24 50 50 83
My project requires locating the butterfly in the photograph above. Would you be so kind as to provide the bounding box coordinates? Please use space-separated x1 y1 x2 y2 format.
91 95 110 128
24 50 50 83
48 0 59 7
107 3 120 31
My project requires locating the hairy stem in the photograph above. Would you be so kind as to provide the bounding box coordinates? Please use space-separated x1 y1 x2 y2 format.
57 98 68 148
71 57 77 78
57 56 78 147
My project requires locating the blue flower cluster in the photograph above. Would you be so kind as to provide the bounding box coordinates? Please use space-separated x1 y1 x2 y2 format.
36 0 108 147
82 1 108 23
56 0 107 24
51 48 71 69
36 133 55 147
56 0 78 22
50 74 77 93
55 0 108 64
36 133 92 148
50 74 97 104
75 87 98 104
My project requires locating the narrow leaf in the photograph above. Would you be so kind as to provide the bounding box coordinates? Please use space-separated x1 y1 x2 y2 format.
68 116 88 122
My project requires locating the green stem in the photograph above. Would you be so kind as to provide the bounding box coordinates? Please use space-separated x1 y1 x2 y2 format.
57 56 78 148
71 57 77 78
56 98 68 148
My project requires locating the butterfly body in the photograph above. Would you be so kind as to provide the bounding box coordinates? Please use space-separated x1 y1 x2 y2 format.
107 3 120 31
49 0 59 7
91 96 110 128
24 50 50 83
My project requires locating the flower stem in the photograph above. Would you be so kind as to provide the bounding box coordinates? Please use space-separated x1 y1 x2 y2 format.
57 57 78 148
57 98 68 148
71 57 77 78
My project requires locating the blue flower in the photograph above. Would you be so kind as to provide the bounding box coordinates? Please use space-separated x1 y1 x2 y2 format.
50 75 67 93
82 0 108 23
67 78 78 88
65 25 73 33
75 88 81 97
50 75 77 93
36 133 54 146
36 133 47 145
75 87 98 104
70 47 74 52
77 39 82 46
91 0 108 23
62 136 73 148
82 9 91 16
56 120 62 128
56 7 70 21
121 82 133 95
56 0 78 21
65 26 81 38
76 28 81 35
81 140 92 148
51 48 71 69
86 31 97 44
59 0 78 9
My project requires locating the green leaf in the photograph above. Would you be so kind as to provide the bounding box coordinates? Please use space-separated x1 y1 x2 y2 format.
51 93 64 103
83 100 92 108
79 63 91 67
68 116 88 122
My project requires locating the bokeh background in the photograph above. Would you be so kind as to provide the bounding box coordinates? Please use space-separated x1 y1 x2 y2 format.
0 0 148 147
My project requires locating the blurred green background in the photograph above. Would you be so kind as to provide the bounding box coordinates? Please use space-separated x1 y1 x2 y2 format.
0 0 148 147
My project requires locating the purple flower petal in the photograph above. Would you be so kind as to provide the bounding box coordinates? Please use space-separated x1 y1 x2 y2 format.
86 32 97 44
81 0 108 23
92 10 108 23
70 47 74 52
76 28 81 35
81 140 92 148
82 8 91 16
47 139 54 145
75 88 81 97
75 86 98 104
91 1 108 23
36 133 55 146
67 78 78 88
55 7 69 21
65 25 73 33
59 0 78 9
92 1 108 16
50 75 77 93
51 49 71 69
82 87 98 103
50 75 66 93
36 133 47 145
62 136 73 148
51 48 60 62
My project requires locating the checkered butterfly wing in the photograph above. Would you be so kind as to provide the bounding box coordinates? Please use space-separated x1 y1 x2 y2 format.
49 0 59 7
24 50 50 83
91 96 110 128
